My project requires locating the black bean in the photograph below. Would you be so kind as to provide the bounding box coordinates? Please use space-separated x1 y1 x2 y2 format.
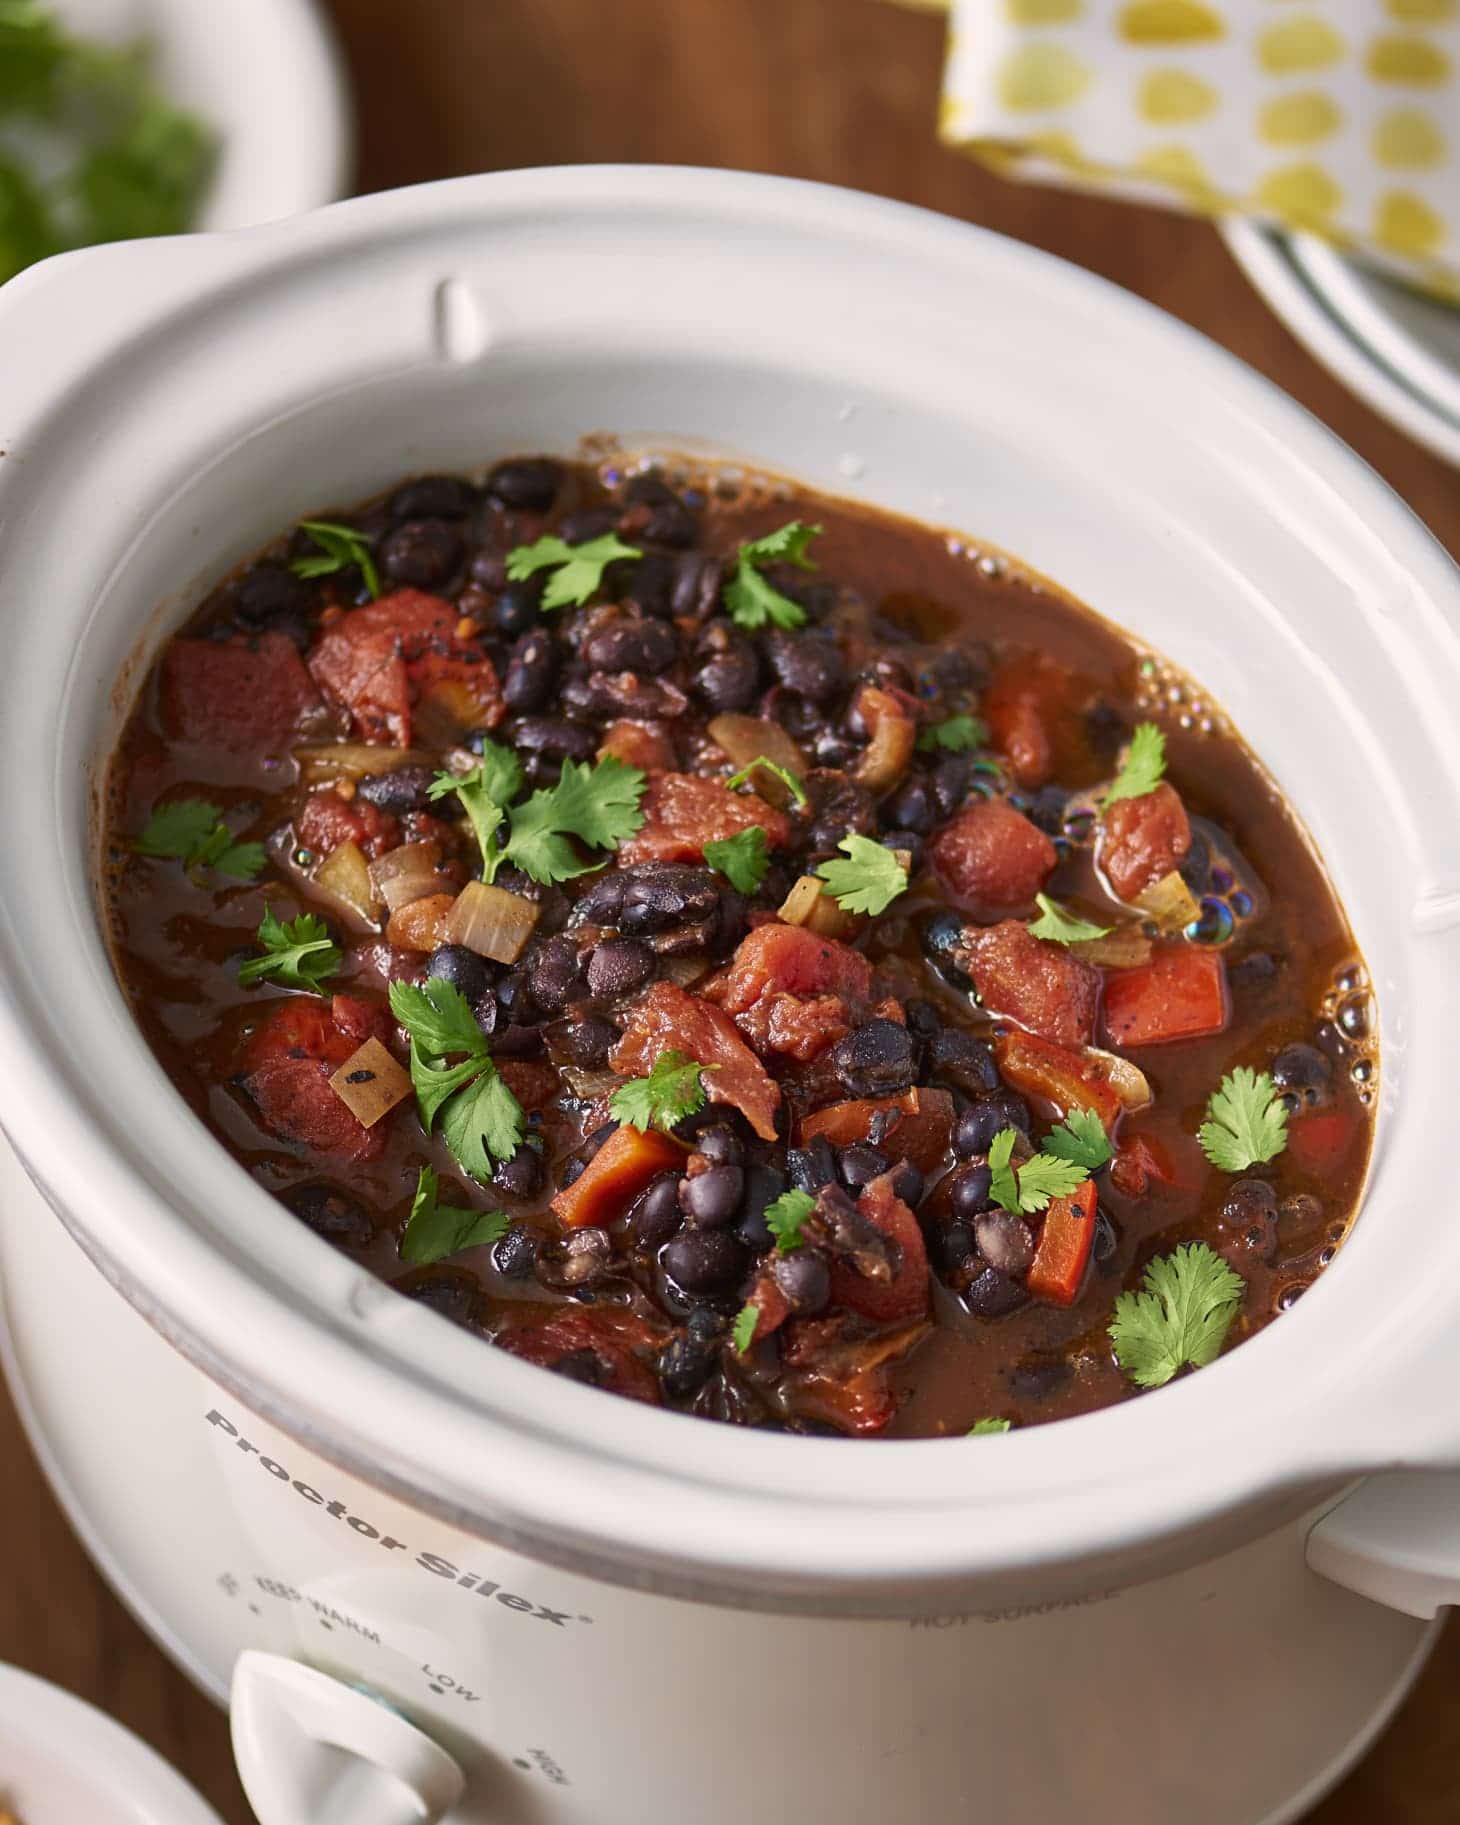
906 999 941 1047
561 670 689 722
920 912 972 991
502 630 557 713
1023 786 1068 837
882 777 935 837
630 1173 684 1249
828 1019 917 1100
1221 1180 1277 1230
881 831 924 870
974 1210 1035 1275
356 764 436 817
492 1144 544 1199
661 1228 746 1295
232 562 311 634
526 936 583 1013
929 755 974 819
581 1122 618 1162
772 1250 832 1315
696 1125 744 1168
657 1329 719 1400
536 1227 612 1291
283 1183 373 1250
693 647 760 713
573 862 723 938
388 475 477 521
1272 1042 1333 1103
485 457 562 512
511 715 598 766
492 1223 540 1280
1008 1356 1071 1399
964 1265 1028 1319
587 936 655 999
807 783 877 858
766 633 847 704
553 1014 619 1069
955 1091 1030 1155
624 474 697 547
470 549 507 590
472 990 499 1037
933 1218 977 1274
557 506 618 544
737 1163 786 1251
1092 1206 1120 1269
889 1160 925 1208
380 519 463 590
672 551 724 620
810 731 859 769
427 944 494 1005
397 1268 482 1327
492 581 542 637
582 616 679 673
787 1137 838 1193
948 1164 993 1220
681 1164 745 1229
838 1144 888 1191
617 552 676 619
1228 950 1281 996
1179 827 1212 894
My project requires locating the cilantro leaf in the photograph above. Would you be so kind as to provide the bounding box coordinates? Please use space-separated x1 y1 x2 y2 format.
388 978 524 1179
988 1127 1020 1214
237 908 341 993
918 714 988 755
400 1167 511 1266
1197 1067 1288 1173
389 978 488 1062
610 1050 715 1134
732 1304 759 1354
501 756 646 886
986 1126 1090 1213
1101 722 1166 807
1028 894 1113 946
407 1046 488 1132
724 757 808 811
439 1067 525 1181
764 1188 816 1253
723 521 821 631
1044 1109 1115 1172
815 834 908 917
429 756 517 882
133 798 265 880
703 825 770 894
290 520 381 600
968 1417 1012 1436
1109 1242 1245 1389
504 532 642 611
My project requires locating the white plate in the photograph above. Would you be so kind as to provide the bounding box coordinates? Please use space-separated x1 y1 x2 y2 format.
0 1662 225 1825
51 0 353 230
1223 218 1460 471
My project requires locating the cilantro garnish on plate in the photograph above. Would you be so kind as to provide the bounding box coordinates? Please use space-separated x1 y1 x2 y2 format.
918 713 987 755
1043 1109 1115 1172
1198 1066 1288 1173
815 833 908 917
967 1417 1012 1436
1100 722 1166 807
724 521 821 632
133 799 264 881
987 1126 1091 1215
431 753 645 887
505 532 642 611
237 908 340 994
400 1166 511 1267
610 1051 715 1135
1109 1242 1246 1388
703 825 770 894
388 979 524 1183
764 1188 816 1253
1028 894 1112 946
290 520 381 600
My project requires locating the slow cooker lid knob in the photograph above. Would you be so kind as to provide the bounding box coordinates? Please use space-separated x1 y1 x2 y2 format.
230 1650 466 1825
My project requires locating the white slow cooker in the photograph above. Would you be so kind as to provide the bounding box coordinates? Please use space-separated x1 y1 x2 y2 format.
2 167 1460 1825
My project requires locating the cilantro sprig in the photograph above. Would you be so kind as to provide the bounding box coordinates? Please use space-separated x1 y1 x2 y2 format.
400 1166 511 1267
968 1417 1012 1436
388 979 524 1183
505 532 642 611
610 1051 715 1134
290 520 381 600
1100 722 1166 808
1043 1109 1115 1173
428 743 524 883
764 1188 816 1253
918 713 987 755
431 753 645 887
237 908 340 994
732 1304 759 1354
724 521 821 631
1109 1243 1245 1388
987 1127 1091 1215
1197 1067 1288 1173
133 799 265 881
1028 894 1112 946
815 834 908 917
724 757 808 811
703 826 770 894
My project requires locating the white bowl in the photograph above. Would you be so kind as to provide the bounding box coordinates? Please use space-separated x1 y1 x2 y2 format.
1 168 1459 1614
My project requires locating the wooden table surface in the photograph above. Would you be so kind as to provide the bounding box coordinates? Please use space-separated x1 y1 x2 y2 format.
2 3 1455 1820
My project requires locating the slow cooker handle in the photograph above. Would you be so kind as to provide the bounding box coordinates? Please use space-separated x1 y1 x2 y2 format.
230 1651 466 1825
1308 1473 1460 1618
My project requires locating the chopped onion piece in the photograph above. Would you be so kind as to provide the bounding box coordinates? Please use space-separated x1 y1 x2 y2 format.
328 1038 412 1128
314 839 379 925
708 714 807 806
445 880 540 964
295 742 431 787
1135 869 1200 934
368 841 443 914
850 685 916 792
779 875 858 940
1071 926 1153 968
1082 1045 1153 1113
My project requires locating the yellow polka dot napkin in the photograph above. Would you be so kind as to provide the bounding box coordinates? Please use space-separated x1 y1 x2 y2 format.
929 0 1458 296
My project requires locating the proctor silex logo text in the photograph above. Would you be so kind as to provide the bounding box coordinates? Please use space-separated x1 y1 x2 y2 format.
206 1409 591 1628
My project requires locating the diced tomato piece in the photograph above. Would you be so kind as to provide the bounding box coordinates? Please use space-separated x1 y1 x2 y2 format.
551 1124 686 1229
296 788 400 862
617 773 791 867
741 1269 793 1345
800 1088 954 1174
239 1000 387 1161
610 981 782 1140
1099 783 1191 903
1109 1132 1178 1198
496 1309 661 1404
1287 1105 1361 1179
161 633 321 755
929 798 1057 914
788 1364 897 1436
599 719 678 772
994 1029 1123 1130
703 923 873 1063
498 1060 561 1114
308 589 495 747
1028 1180 1098 1306
1101 946 1230 1048
984 657 1071 789
407 648 505 744
330 993 392 1051
829 1172 929 1325
962 920 1099 1050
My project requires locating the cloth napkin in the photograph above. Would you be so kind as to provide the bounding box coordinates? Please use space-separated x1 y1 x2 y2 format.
917 0 1458 297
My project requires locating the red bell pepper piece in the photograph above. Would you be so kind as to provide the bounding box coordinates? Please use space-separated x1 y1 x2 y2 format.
1027 1180 1098 1306
550 1125 687 1229
1101 946 1230 1048
1287 1105 1360 1178
994 1030 1124 1131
